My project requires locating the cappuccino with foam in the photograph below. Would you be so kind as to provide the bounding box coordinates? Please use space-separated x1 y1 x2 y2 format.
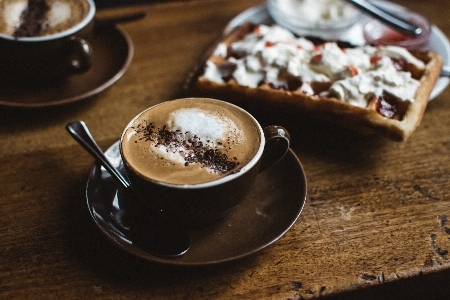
121 98 262 185
0 0 91 38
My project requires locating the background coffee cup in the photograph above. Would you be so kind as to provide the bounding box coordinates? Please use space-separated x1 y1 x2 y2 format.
0 0 96 87
120 98 291 225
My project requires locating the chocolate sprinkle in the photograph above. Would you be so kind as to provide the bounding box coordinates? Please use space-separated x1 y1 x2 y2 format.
13 0 50 38
134 122 240 174
361 274 377 281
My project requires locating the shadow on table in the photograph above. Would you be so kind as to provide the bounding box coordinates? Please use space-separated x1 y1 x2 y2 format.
0 94 101 132
323 268 450 300
54 100 449 300
62 171 259 291
201 101 393 174
65 204 450 300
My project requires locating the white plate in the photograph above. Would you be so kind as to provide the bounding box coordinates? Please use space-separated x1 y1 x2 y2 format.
225 2 450 100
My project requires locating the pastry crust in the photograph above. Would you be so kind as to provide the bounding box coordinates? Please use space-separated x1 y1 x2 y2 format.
190 23 444 141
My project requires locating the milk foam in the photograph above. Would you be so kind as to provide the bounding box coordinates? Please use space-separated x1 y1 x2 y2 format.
122 99 262 185
0 0 89 37
1 1 70 34
47 1 71 28
154 108 244 166
169 108 240 143
2 1 27 35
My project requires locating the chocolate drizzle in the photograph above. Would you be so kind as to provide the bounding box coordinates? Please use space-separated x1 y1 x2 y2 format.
13 0 50 38
134 122 240 174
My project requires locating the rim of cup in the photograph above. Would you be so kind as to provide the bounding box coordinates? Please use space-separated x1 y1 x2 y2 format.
0 0 96 42
120 98 266 189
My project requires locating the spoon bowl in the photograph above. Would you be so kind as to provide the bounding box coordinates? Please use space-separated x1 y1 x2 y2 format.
66 121 190 258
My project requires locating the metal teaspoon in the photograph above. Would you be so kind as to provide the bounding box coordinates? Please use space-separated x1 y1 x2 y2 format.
66 121 190 258
345 0 422 37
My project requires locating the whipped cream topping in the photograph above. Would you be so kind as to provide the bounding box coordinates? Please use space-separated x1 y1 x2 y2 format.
330 56 420 107
203 24 425 108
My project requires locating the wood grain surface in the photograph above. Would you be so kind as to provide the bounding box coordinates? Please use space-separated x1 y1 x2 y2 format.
1 0 450 299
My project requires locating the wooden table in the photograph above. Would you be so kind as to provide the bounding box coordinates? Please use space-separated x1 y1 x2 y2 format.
1 0 450 298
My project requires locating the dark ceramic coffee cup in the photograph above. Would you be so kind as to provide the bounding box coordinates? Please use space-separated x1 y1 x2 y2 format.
120 98 291 225
0 0 95 87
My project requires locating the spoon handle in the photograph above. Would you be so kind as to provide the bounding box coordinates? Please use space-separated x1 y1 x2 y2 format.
441 65 450 77
346 0 422 37
66 121 131 189
66 121 191 257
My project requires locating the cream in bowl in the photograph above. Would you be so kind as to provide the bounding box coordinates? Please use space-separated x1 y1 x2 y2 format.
267 0 362 39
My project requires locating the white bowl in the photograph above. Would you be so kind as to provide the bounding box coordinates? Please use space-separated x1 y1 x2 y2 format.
267 0 363 39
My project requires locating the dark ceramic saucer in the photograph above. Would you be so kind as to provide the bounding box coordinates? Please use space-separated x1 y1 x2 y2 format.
0 25 133 108
86 141 307 266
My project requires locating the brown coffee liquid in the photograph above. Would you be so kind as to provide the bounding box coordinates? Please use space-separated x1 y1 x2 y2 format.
121 99 261 185
0 0 90 38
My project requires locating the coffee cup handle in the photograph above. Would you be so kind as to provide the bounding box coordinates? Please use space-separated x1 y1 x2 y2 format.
259 125 291 172
68 36 93 74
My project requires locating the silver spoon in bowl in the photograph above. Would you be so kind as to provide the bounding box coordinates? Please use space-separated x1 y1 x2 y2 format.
343 1 450 78
345 0 422 37
66 121 190 258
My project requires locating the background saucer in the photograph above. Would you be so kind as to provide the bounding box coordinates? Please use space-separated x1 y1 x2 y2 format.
86 141 307 266
0 25 133 108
